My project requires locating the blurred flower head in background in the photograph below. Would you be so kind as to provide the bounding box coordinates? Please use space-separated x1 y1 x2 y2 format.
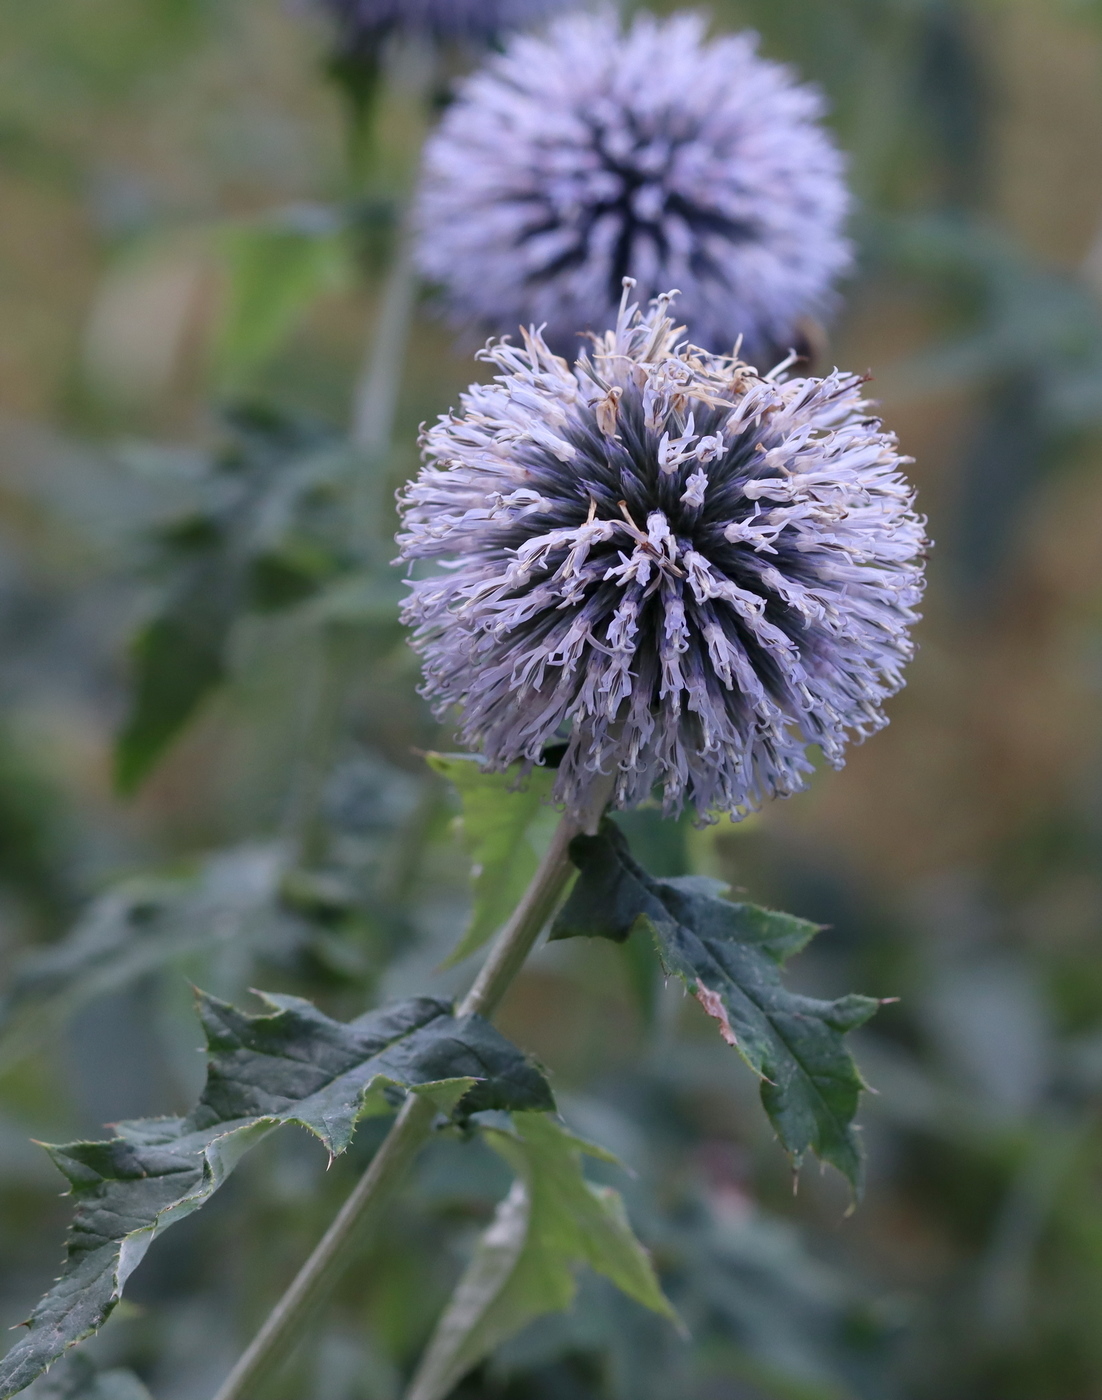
415 10 853 363
317 0 572 53
397 286 926 822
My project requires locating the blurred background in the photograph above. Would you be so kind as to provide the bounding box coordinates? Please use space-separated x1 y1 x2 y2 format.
1 2 1102 1398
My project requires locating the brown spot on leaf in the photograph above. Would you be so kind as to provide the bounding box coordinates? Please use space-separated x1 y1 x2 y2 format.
694 980 738 1047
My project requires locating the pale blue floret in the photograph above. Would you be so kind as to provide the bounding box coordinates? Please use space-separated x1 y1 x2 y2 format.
415 10 854 363
396 287 927 823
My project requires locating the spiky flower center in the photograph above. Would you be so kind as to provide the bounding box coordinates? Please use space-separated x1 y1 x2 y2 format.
472 363 891 737
398 290 925 820
524 113 761 311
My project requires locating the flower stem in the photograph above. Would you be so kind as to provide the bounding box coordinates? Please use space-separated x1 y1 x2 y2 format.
348 48 437 547
208 1091 437 1400
208 802 594 1400
351 213 418 459
345 202 420 558
455 807 583 1019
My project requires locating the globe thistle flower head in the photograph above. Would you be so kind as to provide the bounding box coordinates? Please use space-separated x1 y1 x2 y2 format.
415 11 853 364
397 285 926 824
318 0 570 53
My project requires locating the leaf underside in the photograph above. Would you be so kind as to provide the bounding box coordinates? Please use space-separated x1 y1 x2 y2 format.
0 993 552 1400
425 754 556 966
406 1112 677 1400
551 821 878 1191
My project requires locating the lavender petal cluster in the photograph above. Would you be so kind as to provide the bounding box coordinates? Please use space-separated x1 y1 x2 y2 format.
318 0 569 51
415 11 853 363
397 287 926 823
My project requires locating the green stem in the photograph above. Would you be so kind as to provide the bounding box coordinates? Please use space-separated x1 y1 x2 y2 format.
351 214 418 460
280 89 427 854
348 50 436 546
210 47 461 1400
209 1091 437 1400
349 211 419 550
208 798 601 1400
456 809 584 1020
279 624 357 864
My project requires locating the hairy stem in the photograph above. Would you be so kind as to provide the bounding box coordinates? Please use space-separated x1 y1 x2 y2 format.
209 797 601 1400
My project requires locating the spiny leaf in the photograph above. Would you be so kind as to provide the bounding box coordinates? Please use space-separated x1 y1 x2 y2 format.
425 755 557 966
0 994 552 1399
406 1112 677 1400
552 822 879 1192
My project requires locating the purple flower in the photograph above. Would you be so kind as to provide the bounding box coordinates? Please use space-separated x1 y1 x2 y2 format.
415 11 853 364
318 0 569 51
397 286 927 823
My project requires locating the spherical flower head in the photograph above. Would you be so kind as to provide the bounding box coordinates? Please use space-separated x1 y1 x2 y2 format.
415 10 853 364
397 286 926 823
318 0 570 52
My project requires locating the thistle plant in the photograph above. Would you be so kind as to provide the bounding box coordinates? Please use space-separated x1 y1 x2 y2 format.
0 13 930 1400
416 10 852 361
399 284 926 822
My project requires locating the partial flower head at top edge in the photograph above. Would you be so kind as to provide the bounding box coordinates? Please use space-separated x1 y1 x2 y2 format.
317 0 571 53
415 10 853 365
396 285 927 824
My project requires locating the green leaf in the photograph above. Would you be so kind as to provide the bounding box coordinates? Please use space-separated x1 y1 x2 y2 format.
24 1355 152 1400
406 1113 677 1400
591 810 699 1030
552 822 879 1191
678 1204 894 1400
425 755 557 966
114 592 233 792
0 994 552 1400
247 537 344 611
213 210 350 380
114 406 349 791
0 844 299 1067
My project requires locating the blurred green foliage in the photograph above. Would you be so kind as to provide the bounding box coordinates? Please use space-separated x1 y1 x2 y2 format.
0 2 1101 1399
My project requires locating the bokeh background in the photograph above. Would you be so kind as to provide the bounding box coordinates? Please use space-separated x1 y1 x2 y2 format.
2 2 1102 1398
